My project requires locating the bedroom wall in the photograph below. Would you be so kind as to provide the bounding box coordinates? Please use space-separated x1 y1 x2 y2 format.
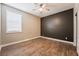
41 9 73 42
73 4 77 46
0 3 1 49
1 4 40 45
74 3 79 55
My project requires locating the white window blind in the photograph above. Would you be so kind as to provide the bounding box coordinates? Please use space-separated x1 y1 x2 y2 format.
6 10 22 33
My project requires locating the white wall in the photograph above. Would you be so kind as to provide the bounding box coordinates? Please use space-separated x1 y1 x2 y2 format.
1 4 40 45
77 10 79 55
76 4 79 55
0 3 1 50
74 4 77 46
74 3 79 55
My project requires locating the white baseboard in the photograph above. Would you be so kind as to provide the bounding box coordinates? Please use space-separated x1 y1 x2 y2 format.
73 43 76 46
1 36 74 48
1 36 40 48
40 36 73 45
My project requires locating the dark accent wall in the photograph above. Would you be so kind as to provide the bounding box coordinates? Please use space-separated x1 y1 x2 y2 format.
41 9 73 42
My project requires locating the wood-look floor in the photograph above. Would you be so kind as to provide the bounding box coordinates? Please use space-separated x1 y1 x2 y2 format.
1 38 78 56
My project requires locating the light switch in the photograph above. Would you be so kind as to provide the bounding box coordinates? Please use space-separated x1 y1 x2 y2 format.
65 37 67 40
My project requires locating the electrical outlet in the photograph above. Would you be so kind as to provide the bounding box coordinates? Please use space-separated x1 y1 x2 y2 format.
65 37 67 40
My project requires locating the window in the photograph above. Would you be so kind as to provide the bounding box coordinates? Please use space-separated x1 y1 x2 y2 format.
6 10 22 33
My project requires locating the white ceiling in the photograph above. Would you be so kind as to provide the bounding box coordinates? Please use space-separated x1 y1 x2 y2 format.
5 3 75 17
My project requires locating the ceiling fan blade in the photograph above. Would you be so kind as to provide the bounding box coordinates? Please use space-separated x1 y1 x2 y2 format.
32 9 37 11
41 4 46 8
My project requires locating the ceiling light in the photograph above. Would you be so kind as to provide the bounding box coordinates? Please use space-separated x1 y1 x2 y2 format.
38 8 43 12
33 3 50 13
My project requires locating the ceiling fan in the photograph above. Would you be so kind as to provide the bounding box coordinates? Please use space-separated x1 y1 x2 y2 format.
33 3 50 13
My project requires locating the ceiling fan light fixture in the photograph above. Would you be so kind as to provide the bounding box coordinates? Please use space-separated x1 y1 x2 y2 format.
38 8 43 12
41 4 46 8
33 3 50 14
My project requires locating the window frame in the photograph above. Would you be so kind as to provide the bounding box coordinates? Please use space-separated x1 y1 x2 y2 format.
6 10 22 33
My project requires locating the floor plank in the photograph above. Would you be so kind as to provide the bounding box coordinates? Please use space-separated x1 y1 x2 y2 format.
1 38 78 56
